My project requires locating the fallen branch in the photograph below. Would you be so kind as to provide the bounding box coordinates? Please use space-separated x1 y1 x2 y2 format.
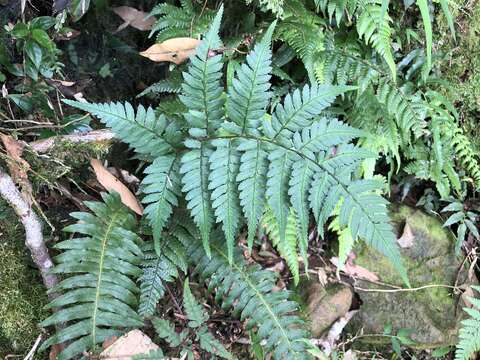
29 129 115 153
0 169 59 293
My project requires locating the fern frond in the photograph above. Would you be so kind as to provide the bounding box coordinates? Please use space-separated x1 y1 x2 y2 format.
180 6 225 138
209 139 242 262
183 278 209 328
40 192 143 360
226 21 275 136
152 317 187 348
63 100 178 157
138 237 187 317
356 0 396 78
176 226 313 360
262 207 300 285
148 0 215 42
238 139 269 249
141 155 181 253
137 71 183 98
455 286 480 360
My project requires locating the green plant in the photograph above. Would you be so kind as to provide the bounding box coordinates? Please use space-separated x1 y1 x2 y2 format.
455 286 480 360
65 8 407 284
441 198 479 254
40 193 144 359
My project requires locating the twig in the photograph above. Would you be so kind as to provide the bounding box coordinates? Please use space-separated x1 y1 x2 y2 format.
29 129 115 153
0 169 59 293
23 335 42 360
354 283 458 293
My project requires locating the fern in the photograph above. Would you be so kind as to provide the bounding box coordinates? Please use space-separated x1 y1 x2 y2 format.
262 207 300 285
138 235 187 317
66 8 408 284
246 0 285 16
455 286 480 360
61 100 181 158
139 279 235 359
356 0 396 78
174 221 312 360
40 192 143 360
148 0 215 42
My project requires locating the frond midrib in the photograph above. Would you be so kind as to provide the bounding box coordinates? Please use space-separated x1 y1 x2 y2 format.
91 211 119 350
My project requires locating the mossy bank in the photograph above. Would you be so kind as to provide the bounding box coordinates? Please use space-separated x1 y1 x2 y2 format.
0 200 49 358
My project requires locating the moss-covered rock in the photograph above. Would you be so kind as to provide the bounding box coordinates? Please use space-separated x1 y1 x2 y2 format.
0 200 49 357
349 204 473 349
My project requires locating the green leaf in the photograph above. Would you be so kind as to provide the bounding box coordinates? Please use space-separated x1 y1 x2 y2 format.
443 212 464 227
439 0 455 41
40 193 143 359
25 40 43 69
183 278 208 328
32 28 53 49
416 0 432 71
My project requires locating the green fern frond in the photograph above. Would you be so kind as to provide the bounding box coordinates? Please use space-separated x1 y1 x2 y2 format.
209 139 242 262
262 207 300 285
175 225 313 360
247 0 285 16
148 0 215 42
141 155 181 253
180 6 225 138
356 0 396 78
138 236 187 317
183 278 209 328
137 71 183 98
455 286 480 360
376 80 427 140
152 317 188 348
68 11 408 286
63 100 179 158
40 192 143 360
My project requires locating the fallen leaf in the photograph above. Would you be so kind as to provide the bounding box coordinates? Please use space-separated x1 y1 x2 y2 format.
90 159 143 215
102 335 118 349
398 222 415 248
331 255 379 282
112 6 156 32
139 37 201 64
0 134 33 204
49 344 63 360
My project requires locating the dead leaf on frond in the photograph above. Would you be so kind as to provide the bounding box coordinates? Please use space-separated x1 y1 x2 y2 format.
112 6 156 32
90 159 143 215
139 38 201 64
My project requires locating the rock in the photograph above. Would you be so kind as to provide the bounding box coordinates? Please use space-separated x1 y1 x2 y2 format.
304 281 353 337
349 205 475 349
100 329 159 359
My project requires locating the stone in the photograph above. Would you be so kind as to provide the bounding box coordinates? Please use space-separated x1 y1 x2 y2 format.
100 329 159 359
304 281 353 337
349 205 475 349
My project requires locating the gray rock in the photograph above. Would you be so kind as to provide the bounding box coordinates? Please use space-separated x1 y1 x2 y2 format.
349 205 474 349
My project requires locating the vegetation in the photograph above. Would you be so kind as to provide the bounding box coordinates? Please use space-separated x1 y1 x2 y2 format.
0 0 480 359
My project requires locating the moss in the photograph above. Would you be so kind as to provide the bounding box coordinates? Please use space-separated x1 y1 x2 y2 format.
0 200 49 358
22 138 112 189
350 205 464 348
437 3 480 147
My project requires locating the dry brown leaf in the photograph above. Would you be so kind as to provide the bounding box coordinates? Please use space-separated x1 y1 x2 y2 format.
0 133 33 204
90 159 143 215
113 6 156 32
330 256 379 282
139 38 201 64
397 222 415 248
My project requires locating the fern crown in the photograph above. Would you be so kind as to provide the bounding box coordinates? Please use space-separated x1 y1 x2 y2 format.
64 6 407 284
